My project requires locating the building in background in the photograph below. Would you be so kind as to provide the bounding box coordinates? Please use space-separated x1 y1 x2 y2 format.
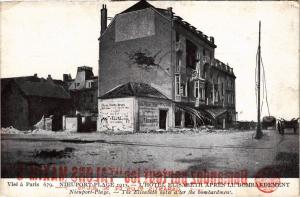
1 65 99 132
67 66 98 116
60 66 99 132
97 0 236 132
69 66 98 91
62 73 73 90
1 74 72 130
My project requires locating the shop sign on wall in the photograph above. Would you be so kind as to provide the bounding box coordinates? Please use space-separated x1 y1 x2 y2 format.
139 100 170 130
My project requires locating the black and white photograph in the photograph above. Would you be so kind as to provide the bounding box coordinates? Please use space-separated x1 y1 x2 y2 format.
1 0 299 195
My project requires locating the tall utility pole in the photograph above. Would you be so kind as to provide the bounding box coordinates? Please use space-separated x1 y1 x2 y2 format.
255 21 263 139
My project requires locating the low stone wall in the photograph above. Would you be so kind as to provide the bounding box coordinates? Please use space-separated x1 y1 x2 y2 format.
63 116 78 131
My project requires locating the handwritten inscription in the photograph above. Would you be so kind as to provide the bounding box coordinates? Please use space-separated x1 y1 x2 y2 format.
99 99 133 132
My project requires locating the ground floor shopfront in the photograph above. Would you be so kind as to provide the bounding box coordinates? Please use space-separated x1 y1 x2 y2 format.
97 97 236 132
97 97 175 132
97 82 235 132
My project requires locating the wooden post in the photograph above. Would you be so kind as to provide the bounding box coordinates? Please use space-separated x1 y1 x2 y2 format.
255 21 263 139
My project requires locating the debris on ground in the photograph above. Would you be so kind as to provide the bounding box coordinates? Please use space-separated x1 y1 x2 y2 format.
1 126 241 136
1 126 73 135
34 147 75 159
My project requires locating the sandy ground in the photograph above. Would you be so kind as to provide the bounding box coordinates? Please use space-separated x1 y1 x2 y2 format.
1 129 298 178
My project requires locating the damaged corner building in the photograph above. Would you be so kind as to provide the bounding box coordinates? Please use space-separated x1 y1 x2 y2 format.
97 0 236 132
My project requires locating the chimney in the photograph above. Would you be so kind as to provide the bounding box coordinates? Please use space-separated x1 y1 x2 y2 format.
47 74 52 80
63 74 69 82
34 73 38 77
167 7 173 17
101 4 107 35
209 36 214 44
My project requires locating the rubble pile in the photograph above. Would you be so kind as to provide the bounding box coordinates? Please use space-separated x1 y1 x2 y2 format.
1 126 73 135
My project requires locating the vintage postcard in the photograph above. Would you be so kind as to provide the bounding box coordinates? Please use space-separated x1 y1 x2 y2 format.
0 0 299 196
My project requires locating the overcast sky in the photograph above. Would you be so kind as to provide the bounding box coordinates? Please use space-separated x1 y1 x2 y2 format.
1 1 299 121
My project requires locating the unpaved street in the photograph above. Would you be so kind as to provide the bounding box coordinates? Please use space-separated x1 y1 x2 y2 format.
1 129 298 178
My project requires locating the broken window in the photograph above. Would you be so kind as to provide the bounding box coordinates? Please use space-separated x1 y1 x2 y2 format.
186 39 197 69
175 52 182 72
215 90 219 102
203 63 209 79
181 81 188 97
221 83 224 96
194 81 199 98
200 87 205 100
176 32 180 42
175 74 180 96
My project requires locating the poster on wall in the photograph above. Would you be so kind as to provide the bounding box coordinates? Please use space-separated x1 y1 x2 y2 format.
1 0 299 196
98 98 134 132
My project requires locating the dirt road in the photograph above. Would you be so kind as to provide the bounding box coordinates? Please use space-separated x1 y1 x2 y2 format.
1 129 298 178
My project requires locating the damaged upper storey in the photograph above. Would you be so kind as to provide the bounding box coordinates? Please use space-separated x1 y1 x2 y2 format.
121 0 216 48
98 0 234 78
98 0 235 99
100 0 216 48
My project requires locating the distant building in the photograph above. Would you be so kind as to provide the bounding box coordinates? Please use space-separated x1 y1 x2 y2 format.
69 66 98 91
67 66 98 116
97 0 236 132
62 73 73 90
1 74 72 130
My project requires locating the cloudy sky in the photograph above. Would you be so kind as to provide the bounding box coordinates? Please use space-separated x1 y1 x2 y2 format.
1 1 299 121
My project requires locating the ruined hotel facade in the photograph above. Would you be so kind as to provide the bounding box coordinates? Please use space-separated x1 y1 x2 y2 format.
97 0 236 132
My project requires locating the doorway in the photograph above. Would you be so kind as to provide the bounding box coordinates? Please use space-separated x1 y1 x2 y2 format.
159 110 168 130
175 110 182 127
185 112 194 128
